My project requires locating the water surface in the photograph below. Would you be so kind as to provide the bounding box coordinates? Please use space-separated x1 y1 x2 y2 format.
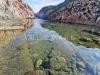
0 19 100 75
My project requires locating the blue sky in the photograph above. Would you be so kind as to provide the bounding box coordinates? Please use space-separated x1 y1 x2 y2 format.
26 0 64 12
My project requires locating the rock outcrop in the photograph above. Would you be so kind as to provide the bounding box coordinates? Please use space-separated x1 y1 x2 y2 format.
38 0 100 26
0 0 34 27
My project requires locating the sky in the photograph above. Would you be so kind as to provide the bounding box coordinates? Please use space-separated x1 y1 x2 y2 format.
26 0 64 13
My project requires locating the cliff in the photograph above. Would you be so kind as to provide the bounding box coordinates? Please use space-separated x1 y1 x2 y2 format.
38 0 100 26
0 0 34 27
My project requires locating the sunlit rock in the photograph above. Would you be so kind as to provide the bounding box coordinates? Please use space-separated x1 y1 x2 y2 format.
0 0 34 27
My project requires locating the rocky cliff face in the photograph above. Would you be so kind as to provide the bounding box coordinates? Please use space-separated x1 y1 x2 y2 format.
0 0 34 26
38 0 100 26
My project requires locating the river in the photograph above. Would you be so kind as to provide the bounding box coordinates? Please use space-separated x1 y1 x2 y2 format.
0 18 100 75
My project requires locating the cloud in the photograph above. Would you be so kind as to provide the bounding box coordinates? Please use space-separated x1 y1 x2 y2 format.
26 0 64 12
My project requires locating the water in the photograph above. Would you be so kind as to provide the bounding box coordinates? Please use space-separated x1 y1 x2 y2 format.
0 18 100 75
25 19 76 55
76 46 100 75
25 19 100 75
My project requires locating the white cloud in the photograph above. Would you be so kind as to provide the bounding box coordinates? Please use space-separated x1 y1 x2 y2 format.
26 0 64 12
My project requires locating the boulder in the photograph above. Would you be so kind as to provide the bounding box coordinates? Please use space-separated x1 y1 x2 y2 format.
50 56 66 71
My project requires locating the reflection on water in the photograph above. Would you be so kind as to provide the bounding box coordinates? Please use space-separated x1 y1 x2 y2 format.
0 19 33 75
0 30 23 48
0 30 27 75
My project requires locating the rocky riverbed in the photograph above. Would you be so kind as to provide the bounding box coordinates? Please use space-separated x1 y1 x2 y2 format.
0 19 100 75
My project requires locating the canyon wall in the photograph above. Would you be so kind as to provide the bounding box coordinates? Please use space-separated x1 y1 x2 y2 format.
38 0 100 26
0 0 34 27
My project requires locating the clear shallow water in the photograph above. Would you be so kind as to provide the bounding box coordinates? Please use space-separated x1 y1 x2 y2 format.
0 19 100 75
26 19 77 55
26 19 100 75
76 46 100 75
15 19 76 57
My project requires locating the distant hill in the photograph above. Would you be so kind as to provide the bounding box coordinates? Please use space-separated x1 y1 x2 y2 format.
36 5 55 19
38 0 100 26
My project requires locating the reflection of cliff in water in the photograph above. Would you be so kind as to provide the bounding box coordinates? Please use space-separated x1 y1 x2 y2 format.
0 30 21 48
0 18 34 48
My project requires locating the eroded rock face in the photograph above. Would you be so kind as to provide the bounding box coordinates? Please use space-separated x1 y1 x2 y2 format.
0 0 34 26
38 0 100 26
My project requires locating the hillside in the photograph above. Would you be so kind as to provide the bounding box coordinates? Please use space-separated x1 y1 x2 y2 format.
0 0 34 27
38 0 100 26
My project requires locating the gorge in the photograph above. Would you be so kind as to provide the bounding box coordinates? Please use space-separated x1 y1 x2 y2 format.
0 0 100 75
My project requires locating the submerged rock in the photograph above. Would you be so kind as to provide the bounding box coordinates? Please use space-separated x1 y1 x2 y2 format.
35 59 43 69
93 37 100 44
80 37 93 42
24 70 47 75
50 56 66 71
